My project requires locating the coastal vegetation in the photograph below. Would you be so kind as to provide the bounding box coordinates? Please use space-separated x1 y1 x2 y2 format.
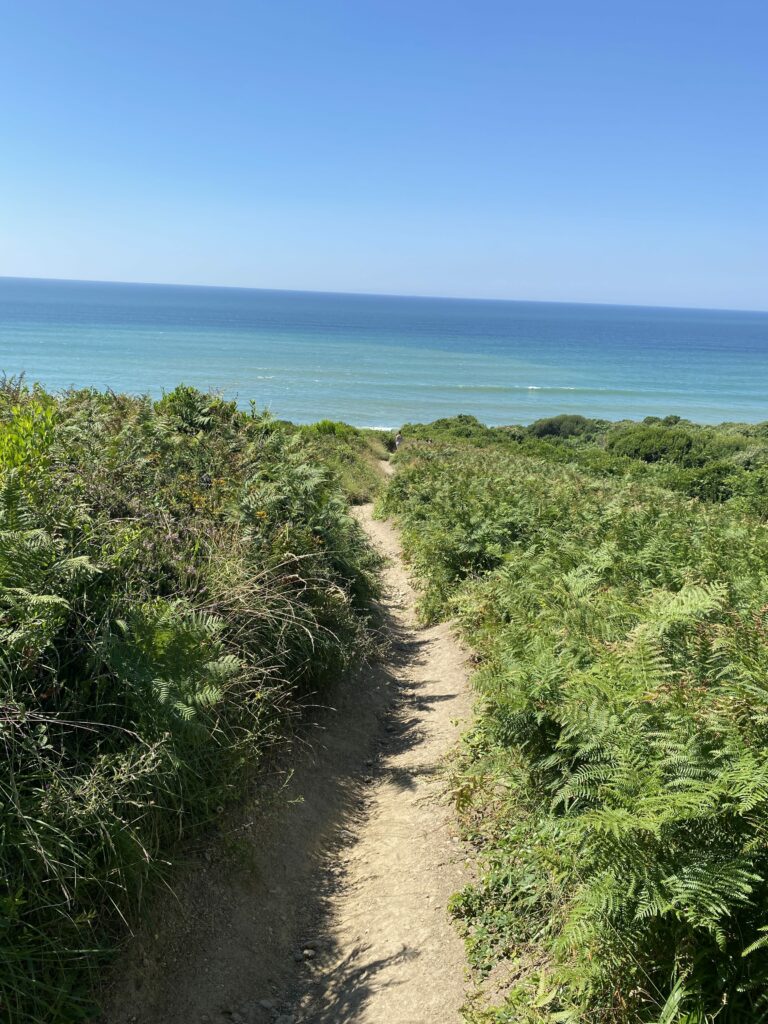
383 415 768 1023
0 380 382 1023
8 385 768 1024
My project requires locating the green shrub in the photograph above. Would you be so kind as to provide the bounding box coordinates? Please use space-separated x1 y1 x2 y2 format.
303 418 359 439
0 383 378 1023
527 413 597 438
401 415 509 446
607 423 700 464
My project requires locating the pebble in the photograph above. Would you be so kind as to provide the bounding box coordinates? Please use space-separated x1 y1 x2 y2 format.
259 999 276 1010
302 948 316 959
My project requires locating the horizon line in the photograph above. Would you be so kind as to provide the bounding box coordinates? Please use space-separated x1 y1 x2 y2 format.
1 273 767 317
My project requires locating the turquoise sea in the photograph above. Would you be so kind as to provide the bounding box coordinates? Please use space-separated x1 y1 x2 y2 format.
1 276 767 426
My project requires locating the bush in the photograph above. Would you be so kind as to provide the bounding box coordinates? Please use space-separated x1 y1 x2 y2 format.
527 413 596 438
672 460 736 502
302 418 359 439
0 383 378 1023
401 415 504 445
607 423 699 464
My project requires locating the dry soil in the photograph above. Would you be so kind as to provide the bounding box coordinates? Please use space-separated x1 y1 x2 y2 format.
103 486 472 1024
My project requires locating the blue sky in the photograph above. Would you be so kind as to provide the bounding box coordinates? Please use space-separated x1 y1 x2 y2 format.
1 0 766 309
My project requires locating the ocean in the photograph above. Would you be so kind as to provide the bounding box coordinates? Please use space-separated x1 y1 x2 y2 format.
1 276 767 427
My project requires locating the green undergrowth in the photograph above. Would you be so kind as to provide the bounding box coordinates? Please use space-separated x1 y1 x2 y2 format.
382 418 768 1023
0 380 381 1023
299 418 390 502
398 412 768 515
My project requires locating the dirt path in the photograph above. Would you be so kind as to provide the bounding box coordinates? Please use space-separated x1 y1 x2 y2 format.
297 503 472 1023
104 493 471 1024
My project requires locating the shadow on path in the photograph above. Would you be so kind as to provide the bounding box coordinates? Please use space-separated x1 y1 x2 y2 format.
99 506 467 1024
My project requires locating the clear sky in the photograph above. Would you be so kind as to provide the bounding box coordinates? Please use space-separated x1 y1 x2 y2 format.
1 0 766 309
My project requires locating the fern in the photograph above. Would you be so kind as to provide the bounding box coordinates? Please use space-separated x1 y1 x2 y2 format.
385 436 768 1022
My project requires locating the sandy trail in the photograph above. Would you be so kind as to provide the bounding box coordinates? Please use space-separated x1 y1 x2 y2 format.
104 486 471 1024
296 504 472 1023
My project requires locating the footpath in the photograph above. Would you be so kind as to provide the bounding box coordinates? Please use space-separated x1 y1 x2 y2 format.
105 466 472 1024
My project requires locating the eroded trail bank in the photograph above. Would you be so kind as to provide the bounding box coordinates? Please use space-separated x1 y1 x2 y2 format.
104 505 471 1024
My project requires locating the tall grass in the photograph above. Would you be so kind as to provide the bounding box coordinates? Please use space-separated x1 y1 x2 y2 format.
0 381 379 1023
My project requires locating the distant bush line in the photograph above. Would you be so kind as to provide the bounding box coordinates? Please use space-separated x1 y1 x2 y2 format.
400 411 768 513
